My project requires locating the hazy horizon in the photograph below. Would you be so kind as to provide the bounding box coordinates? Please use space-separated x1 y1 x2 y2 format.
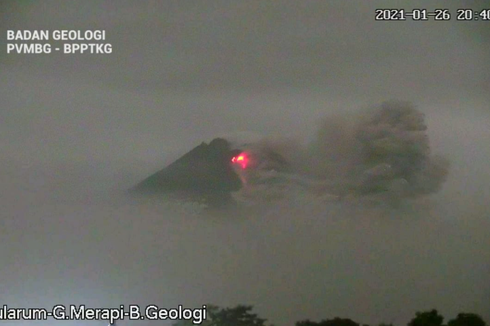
1 1 489 326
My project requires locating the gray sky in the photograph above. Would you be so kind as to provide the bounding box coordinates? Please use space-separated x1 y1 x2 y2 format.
0 1 489 326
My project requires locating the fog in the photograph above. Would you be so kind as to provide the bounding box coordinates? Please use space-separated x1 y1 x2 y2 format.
0 1 489 326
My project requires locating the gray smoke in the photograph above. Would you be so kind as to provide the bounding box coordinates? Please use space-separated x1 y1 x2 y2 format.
234 101 449 206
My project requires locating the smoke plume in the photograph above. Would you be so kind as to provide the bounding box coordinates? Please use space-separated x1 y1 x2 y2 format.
234 101 450 206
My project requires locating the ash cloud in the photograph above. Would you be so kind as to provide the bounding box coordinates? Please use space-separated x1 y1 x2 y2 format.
235 101 449 205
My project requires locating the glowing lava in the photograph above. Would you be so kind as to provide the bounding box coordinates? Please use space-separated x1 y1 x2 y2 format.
231 153 248 169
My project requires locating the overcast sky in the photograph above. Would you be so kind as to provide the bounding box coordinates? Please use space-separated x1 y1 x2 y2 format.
1 1 489 164
0 1 489 326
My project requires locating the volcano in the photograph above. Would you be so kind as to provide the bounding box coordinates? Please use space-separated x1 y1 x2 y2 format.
130 138 243 206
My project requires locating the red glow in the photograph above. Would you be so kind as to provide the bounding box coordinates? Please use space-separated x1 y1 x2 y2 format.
231 153 248 169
